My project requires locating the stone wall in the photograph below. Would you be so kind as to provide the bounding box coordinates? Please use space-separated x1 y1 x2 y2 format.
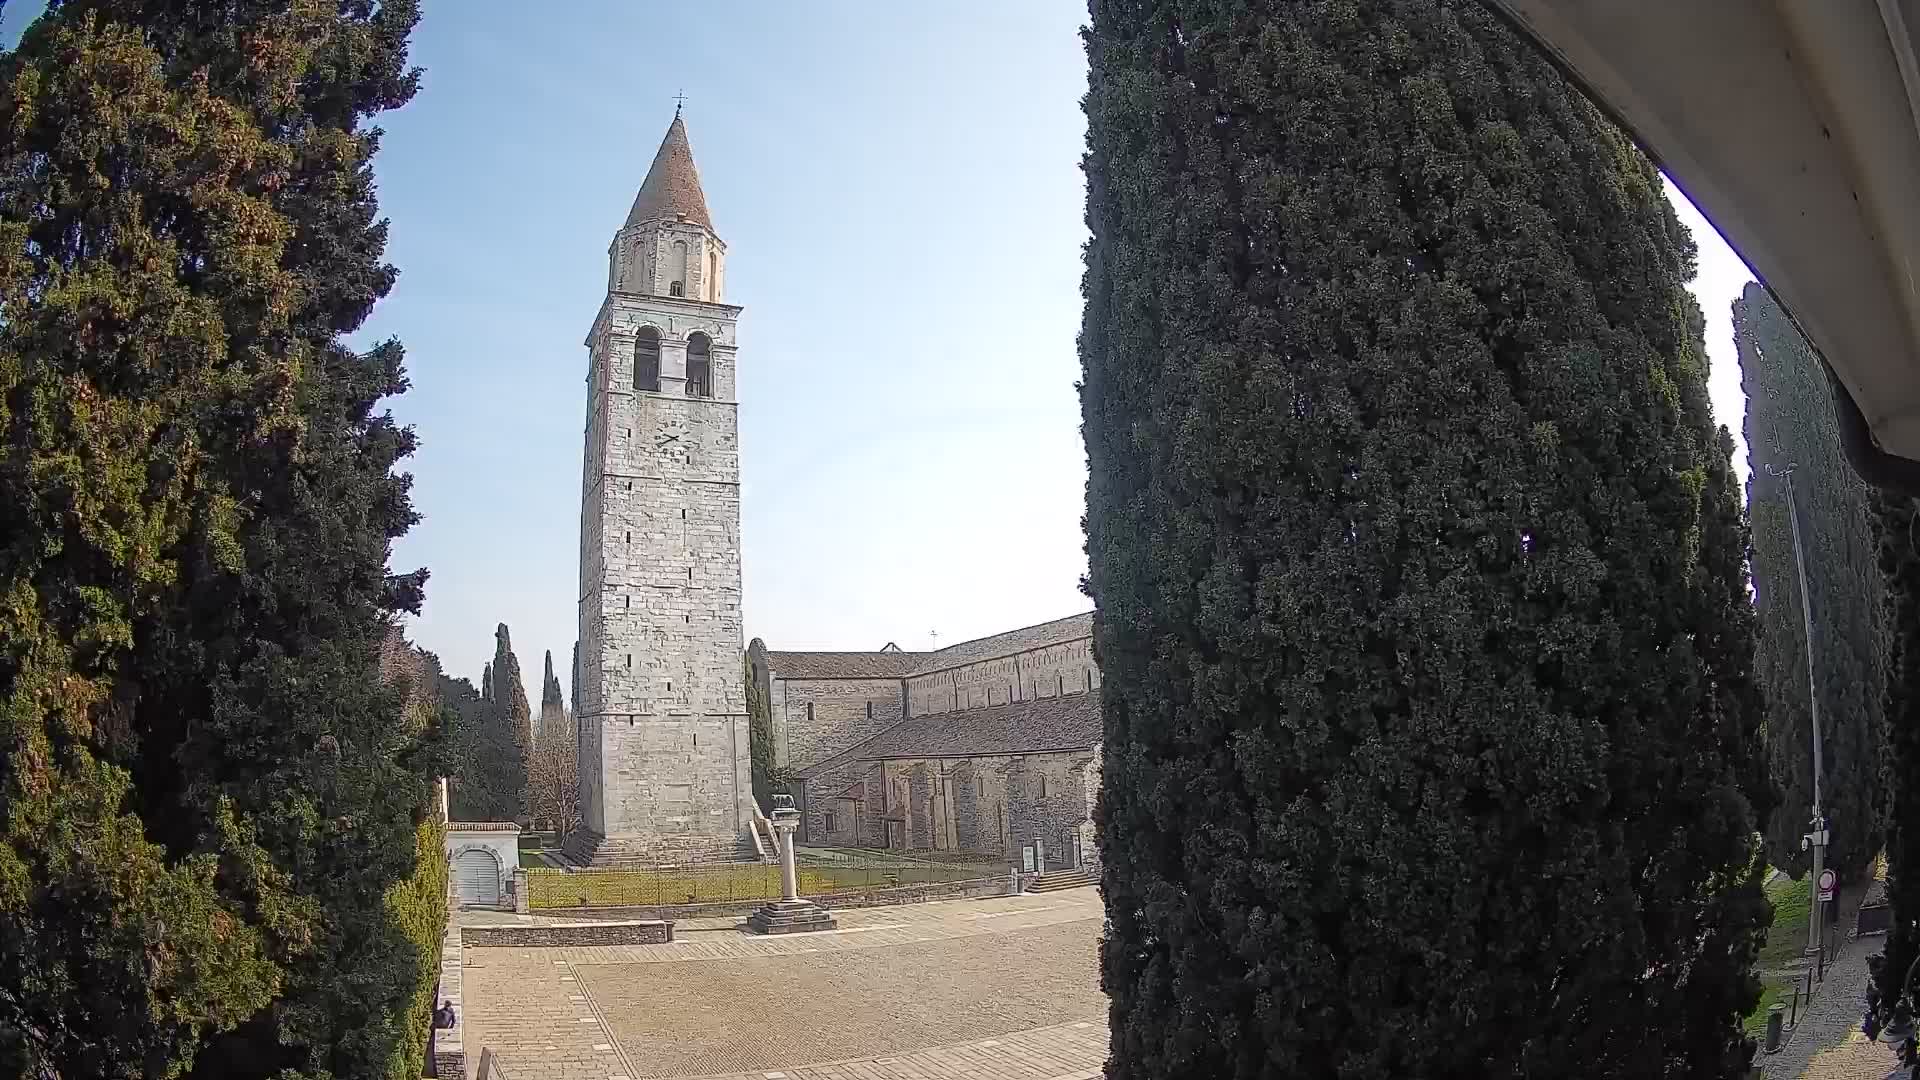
462 919 674 947
614 220 726 305
800 757 886 847
537 874 1009 923
905 637 1099 717
770 675 905 772
1003 751 1099 871
798 748 1100 870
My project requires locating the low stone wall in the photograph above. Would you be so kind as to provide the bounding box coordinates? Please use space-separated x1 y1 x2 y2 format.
432 923 464 1078
543 873 1008 923
462 919 675 948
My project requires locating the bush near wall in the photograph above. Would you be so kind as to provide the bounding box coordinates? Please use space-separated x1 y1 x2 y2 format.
382 815 450 1080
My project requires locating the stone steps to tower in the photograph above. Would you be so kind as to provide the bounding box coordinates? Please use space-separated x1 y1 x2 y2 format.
1026 868 1095 893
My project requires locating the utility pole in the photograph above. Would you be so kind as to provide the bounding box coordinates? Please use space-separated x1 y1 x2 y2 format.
1769 462 1830 959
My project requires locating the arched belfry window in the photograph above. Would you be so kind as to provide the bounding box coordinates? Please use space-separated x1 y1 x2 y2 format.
634 326 661 392
686 332 712 399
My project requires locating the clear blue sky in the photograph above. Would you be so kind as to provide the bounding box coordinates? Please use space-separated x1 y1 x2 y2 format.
1 3 1757 699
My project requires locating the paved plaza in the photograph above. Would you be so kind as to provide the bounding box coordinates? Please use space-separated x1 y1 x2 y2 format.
460 890 1109 1079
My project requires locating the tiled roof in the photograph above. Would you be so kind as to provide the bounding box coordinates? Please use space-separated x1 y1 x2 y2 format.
765 612 1095 683
908 612 1093 676
765 651 922 680
625 115 712 231
849 693 1100 762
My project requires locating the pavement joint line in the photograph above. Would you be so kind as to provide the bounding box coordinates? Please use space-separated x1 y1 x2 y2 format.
963 904 1069 920
569 957 644 1078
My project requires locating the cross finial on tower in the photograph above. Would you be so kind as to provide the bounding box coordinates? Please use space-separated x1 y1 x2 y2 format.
673 89 687 117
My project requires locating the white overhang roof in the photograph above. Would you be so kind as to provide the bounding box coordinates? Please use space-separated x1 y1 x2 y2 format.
1483 1 1920 480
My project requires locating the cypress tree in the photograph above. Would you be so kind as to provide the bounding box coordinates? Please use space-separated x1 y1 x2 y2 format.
443 644 530 824
492 623 532 819
1080 2 1768 1075
539 648 566 743
747 638 775 808
439 671 500 822
1736 283 1888 881
0 1 434 1076
1872 492 1920 1030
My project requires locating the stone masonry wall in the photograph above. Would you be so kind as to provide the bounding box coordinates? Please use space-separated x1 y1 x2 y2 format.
462 920 674 947
1004 751 1099 871
800 758 886 847
614 220 725 305
799 749 1099 870
772 675 905 772
905 637 1100 717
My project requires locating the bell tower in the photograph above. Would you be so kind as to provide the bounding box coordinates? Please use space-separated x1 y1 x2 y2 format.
569 112 751 864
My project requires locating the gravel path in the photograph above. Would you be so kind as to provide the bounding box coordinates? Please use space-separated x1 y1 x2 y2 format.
1759 935 1902 1079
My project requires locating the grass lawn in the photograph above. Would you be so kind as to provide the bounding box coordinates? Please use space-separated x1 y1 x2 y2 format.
1745 976 1793 1037
1757 873 1813 971
1742 872 1814 1035
527 860 990 910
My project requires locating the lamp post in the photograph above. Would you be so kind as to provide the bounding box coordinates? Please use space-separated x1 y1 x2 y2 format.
1768 462 1829 960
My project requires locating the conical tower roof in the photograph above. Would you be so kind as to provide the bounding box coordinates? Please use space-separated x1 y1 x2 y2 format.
624 114 712 231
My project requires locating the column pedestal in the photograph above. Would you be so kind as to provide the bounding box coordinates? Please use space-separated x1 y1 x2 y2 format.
745 897 838 935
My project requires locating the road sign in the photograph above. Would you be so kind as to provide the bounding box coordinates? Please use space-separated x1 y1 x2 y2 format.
1818 868 1837 902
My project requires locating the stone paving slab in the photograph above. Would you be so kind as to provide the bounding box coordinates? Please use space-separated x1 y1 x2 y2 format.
584 920 1101 1077
461 891 1100 977
677 1020 1108 1080
462 890 1106 1080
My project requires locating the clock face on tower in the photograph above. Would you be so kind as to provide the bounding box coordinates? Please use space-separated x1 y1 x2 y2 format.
654 417 691 465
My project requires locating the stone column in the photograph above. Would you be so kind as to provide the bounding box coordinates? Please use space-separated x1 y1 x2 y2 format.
776 807 800 902
746 795 837 935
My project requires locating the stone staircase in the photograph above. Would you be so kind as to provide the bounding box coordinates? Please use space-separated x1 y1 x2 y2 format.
747 803 779 864
1027 868 1095 893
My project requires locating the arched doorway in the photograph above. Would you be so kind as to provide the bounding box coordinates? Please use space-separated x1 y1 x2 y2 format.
454 848 501 907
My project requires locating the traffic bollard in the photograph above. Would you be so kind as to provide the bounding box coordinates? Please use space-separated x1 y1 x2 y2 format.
1765 1003 1786 1053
